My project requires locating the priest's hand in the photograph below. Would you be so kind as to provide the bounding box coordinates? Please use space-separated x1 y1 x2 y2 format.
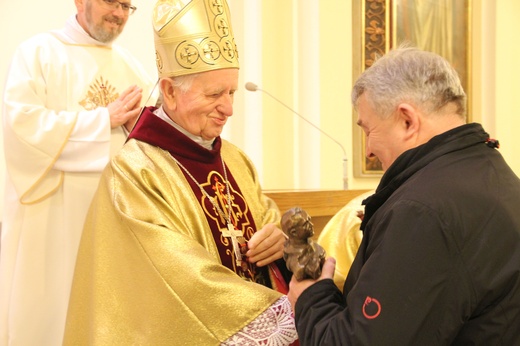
288 257 336 311
246 223 286 267
107 85 143 130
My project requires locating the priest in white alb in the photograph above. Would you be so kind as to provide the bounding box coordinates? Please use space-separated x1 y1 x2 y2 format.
0 0 157 344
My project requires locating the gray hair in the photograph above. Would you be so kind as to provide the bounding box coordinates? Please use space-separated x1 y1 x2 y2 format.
162 73 200 94
351 47 466 119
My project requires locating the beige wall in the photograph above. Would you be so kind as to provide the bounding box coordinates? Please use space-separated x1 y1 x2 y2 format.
494 1 520 175
231 0 520 189
1 0 520 220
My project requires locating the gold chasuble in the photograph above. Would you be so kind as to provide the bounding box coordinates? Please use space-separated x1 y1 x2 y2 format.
64 108 288 345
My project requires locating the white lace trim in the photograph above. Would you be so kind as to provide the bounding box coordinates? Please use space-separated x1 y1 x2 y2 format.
221 296 298 346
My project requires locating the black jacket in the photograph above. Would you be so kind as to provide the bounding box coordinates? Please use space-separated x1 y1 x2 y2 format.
296 123 520 345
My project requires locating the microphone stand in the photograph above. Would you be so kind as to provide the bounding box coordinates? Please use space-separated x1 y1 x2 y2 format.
246 82 348 190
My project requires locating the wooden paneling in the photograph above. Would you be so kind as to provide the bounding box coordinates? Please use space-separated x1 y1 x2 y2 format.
264 189 371 239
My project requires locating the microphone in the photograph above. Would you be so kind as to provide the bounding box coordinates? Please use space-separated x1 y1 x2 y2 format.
245 82 348 190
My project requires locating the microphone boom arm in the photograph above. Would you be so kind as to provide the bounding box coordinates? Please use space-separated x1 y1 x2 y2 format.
245 82 348 190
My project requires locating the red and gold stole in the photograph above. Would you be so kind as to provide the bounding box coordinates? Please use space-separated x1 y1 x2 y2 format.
129 107 273 286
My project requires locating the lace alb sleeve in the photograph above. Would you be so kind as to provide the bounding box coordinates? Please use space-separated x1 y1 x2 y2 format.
221 296 298 346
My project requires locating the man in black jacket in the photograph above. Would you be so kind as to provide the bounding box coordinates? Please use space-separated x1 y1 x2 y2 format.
288 47 520 345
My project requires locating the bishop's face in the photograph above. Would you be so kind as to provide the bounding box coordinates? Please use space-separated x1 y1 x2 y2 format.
76 0 129 43
168 68 238 141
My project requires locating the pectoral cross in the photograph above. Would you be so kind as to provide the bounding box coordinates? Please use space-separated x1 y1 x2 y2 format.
222 223 245 266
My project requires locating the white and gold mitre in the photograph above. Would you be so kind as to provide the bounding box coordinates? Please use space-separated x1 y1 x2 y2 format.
153 0 239 78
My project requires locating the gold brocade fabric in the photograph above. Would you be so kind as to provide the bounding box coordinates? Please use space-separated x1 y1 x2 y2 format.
63 140 282 345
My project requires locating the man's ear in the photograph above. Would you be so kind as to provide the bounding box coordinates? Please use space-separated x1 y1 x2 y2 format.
159 78 176 110
75 0 84 11
396 102 420 140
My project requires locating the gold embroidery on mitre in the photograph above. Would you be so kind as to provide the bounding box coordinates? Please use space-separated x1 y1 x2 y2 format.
79 76 119 110
153 0 239 78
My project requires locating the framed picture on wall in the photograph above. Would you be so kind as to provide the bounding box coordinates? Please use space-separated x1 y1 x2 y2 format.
352 0 472 177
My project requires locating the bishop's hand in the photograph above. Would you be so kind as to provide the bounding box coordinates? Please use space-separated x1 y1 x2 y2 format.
246 223 285 267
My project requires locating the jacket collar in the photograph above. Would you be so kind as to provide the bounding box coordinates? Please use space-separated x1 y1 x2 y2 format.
361 123 491 230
